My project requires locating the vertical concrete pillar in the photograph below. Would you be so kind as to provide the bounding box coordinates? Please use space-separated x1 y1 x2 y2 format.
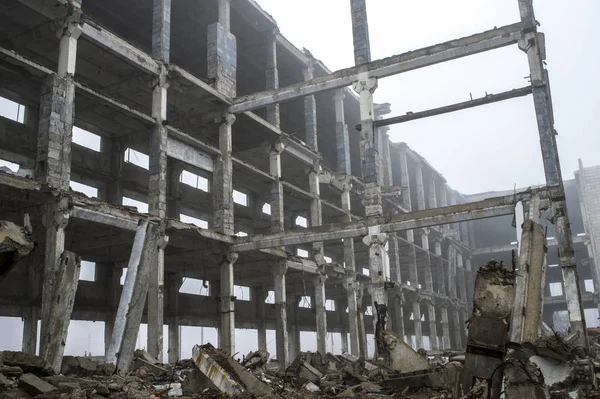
356 284 368 358
427 301 438 350
208 0 236 97
350 0 371 65
303 64 318 151
271 261 289 365
57 13 82 78
101 263 120 357
451 306 463 349
314 274 328 354
254 285 267 351
166 161 183 219
265 30 280 127
415 160 426 210
40 198 70 353
456 251 467 302
389 290 405 342
440 306 451 349
23 248 41 354
287 295 301 361
380 131 393 187
106 138 124 205
428 173 438 209
212 113 236 235
465 257 474 302
40 251 81 373
147 69 169 361
398 144 412 211
421 231 434 292
268 141 285 233
167 273 182 364
152 0 171 63
341 186 360 356
334 90 351 174
413 300 423 349
219 252 238 355
448 245 457 299
22 308 38 355
309 162 323 257
435 240 447 295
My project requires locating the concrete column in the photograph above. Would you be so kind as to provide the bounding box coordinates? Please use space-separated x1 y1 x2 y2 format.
448 245 457 299
254 285 267 351
388 234 401 283
271 261 289 365
107 221 157 375
57 12 82 78
265 30 280 127
451 307 463 349
22 307 38 355
334 90 351 174
212 113 236 235
434 240 446 295
309 161 323 255
152 0 171 63
456 251 467 302
356 284 368 358
341 186 360 356
380 131 393 187
350 0 371 65
101 264 120 357
439 184 449 235
389 290 405 343
427 301 438 350
23 248 41 354
106 139 124 205
40 198 70 353
415 161 426 210
167 273 182 364
398 144 412 211
40 251 81 373
303 64 318 151
421 230 434 292
167 161 183 219
439 307 450 349
219 252 238 355
148 229 167 362
287 296 301 361
208 0 236 97
314 274 328 354
465 257 474 302
268 141 285 233
412 300 423 349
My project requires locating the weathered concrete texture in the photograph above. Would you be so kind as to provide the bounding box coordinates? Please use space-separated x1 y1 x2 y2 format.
35 74 75 190
511 219 546 343
303 66 318 151
152 0 171 62
212 114 236 235
334 90 351 174
40 251 81 373
313 274 328 355
381 330 429 373
269 141 284 233
207 22 237 98
0 221 34 281
265 31 280 127
271 261 289 366
18 373 57 396
462 261 516 398
350 0 371 65
219 252 238 356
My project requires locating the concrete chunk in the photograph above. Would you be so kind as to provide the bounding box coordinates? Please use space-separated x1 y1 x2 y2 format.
18 373 57 396
0 352 54 376
0 221 34 281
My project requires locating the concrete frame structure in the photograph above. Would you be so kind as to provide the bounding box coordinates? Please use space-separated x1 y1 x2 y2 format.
0 0 592 371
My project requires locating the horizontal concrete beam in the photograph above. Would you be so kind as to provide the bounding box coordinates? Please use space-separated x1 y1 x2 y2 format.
231 186 561 252
167 137 214 172
231 22 528 113
472 234 587 256
81 22 160 75
373 86 533 128
70 205 141 231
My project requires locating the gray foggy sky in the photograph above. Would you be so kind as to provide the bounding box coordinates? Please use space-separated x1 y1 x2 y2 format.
255 0 600 194
0 0 597 358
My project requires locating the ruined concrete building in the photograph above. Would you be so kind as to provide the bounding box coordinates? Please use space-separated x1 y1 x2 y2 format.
0 0 598 373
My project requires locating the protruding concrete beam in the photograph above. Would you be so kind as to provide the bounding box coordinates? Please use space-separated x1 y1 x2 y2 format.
40 251 81 373
231 22 528 113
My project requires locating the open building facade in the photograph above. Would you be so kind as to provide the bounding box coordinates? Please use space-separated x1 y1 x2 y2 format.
0 0 599 369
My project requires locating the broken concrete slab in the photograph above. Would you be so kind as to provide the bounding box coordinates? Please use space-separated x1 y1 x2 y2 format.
530 355 574 390
0 366 23 377
18 373 57 396
0 220 34 281
0 352 54 376
504 357 549 398
380 330 429 373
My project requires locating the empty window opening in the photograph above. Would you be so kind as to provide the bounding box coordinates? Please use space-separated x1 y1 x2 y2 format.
180 214 208 228
549 282 563 297
124 148 149 169
122 197 148 213
0 159 19 172
585 279 595 293
180 170 208 192
577 233 586 237
324 256 332 263
262 203 271 215
325 299 335 311
297 248 309 258
70 181 98 198
233 190 248 206
180 278 210 296
295 216 307 227
79 261 96 281
72 127 101 152
365 306 373 316
0 97 24 123
548 263 559 268
236 231 248 237
363 268 370 276
235 285 250 301
265 290 275 304
299 296 312 308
